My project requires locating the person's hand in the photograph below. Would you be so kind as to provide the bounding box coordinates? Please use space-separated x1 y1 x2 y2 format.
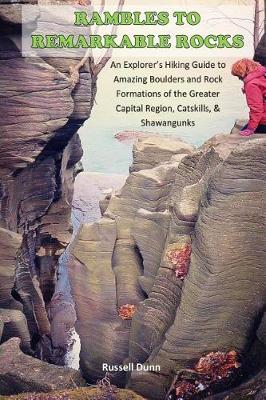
240 128 254 137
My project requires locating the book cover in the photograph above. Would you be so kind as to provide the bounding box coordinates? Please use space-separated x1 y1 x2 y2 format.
0 1 265 399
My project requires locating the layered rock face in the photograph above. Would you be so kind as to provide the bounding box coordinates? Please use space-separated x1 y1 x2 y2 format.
69 133 266 399
0 0 96 389
130 134 266 398
69 137 195 385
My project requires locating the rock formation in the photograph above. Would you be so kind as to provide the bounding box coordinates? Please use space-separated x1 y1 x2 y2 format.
69 132 266 400
0 309 31 352
0 0 96 382
0 1 265 399
0 338 86 395
68 137 194 386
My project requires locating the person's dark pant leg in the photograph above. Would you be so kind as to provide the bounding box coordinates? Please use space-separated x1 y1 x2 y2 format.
241 124 266 133
255 124 266 133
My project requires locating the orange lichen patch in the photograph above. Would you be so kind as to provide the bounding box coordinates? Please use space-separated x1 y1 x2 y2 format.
194 350 241 381
175 381 198 399
118 304 136 320
166 243 192 280
168 351 241 400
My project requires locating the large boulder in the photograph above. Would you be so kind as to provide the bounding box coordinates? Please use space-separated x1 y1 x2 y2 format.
0 338 86 395
0 309 31 352
130 136 194 172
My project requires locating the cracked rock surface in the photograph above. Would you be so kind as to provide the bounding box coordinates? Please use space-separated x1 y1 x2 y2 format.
69 133 266 400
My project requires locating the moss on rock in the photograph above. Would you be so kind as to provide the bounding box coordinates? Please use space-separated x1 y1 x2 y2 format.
0 387 146 400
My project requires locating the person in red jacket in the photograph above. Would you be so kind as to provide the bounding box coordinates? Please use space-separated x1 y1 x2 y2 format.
231 58 266 136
